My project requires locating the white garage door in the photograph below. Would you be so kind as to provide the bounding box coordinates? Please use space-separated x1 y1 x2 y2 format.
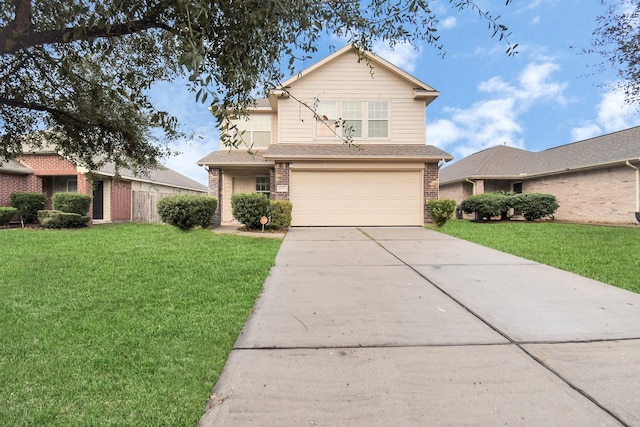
290 170 423 226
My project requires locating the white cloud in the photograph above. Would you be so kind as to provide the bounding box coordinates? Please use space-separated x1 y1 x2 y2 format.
371 40 420 73
427 60 566 159
441 16 457 30
162 128 219 185
570 88 640 141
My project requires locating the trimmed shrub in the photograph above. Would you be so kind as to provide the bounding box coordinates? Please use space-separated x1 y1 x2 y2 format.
157 195 218 231
427 199 457 227
38 210 90 228
268 200 292 230
11 192 46 224
53 192 92 215
0 207 18 225
231 193 270 229
511 193 559 221
459 192 510 221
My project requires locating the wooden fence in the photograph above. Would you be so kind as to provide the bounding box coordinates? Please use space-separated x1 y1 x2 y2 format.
132 191 173 224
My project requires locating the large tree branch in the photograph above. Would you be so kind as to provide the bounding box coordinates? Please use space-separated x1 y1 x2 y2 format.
0 12 176 54
0 96 124 136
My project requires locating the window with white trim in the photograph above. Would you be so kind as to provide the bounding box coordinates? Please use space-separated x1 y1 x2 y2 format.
315 101 338 137
368 101 388 138
341 101 363 138
256 176 270 198
315 101 388 139
230 115 271 147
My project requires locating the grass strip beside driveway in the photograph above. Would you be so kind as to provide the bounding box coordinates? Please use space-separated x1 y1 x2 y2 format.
0 223 281 426
430 220 640 294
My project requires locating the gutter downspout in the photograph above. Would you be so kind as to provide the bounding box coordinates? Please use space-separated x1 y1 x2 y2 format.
625 159 640 223
465 178 476 195
465 178 477 220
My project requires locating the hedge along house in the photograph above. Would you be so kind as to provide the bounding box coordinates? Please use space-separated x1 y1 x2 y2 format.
439 126 640 224
198 45 453 227
0 148 207 223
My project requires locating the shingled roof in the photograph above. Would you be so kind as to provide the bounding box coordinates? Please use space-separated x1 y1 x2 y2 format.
0 159 34 175
97 163 207 192
440 126 640 184
263 144 452 161
197 149 274 167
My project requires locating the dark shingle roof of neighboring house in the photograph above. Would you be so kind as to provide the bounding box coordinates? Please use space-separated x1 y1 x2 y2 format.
197 149 274 167
17 144 207 192
97 163 208 192
263 144 453 161
0 159 34 175
440 126 640 184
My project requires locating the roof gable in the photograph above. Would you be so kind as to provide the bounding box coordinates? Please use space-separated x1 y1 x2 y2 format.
275 45 438 102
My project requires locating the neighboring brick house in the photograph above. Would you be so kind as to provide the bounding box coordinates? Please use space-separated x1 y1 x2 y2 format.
439 126 640 224
1 150 207 223
198 45 453 227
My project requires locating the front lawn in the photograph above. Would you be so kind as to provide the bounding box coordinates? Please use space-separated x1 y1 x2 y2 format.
430 220 640 294
0 223 281 426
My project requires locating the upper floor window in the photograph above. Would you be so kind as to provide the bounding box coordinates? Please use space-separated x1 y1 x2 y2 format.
315 101 388 139
231 115 271 147
368 101 388 138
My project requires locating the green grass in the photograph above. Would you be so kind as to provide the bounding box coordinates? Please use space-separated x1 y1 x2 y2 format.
0 223 281 426
429 220 640 294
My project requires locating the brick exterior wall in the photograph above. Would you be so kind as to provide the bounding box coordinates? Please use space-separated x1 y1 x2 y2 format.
110 180 132 221
1 173 30 206
439 165 640 224
524 165 638 224
423 162 439 222
273 162 290 200
208 168 223 226
20 154 77 175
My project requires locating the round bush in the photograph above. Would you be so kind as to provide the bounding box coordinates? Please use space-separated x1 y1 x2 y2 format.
231 193 270 229
511 193 559 221
157 195 218 231
268 200 292 230
0 207 18 225
11 192 46 224
427 199 457 227
53 192 92 215
460 193 510 221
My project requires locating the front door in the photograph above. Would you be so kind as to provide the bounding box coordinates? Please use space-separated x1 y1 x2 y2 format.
92 181 104 220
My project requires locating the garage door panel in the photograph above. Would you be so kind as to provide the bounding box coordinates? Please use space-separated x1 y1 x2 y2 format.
290 170 422 226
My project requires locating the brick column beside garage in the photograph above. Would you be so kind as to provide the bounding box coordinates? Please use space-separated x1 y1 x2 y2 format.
424 163 439 223
273 162 290 200
208 168 223 227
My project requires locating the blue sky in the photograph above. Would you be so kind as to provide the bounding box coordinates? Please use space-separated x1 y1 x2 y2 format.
153 0 640 185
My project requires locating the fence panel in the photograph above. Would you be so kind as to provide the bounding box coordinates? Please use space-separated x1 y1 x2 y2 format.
132 191 173 223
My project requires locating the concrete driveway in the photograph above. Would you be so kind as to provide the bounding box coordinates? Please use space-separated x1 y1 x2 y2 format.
199 227 640 426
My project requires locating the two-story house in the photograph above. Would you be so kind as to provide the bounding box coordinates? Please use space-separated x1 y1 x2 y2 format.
198 45 452 227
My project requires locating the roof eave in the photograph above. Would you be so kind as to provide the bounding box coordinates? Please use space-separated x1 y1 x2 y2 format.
199 162 274 168
526 157 640 178
262 154 451 162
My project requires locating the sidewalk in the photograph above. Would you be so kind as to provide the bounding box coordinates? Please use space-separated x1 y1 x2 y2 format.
199 227 640 426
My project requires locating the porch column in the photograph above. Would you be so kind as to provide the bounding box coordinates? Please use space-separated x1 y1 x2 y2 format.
208 168 223 227
273 162 290 200
424 163 439 223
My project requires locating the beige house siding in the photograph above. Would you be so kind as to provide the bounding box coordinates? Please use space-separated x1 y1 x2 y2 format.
220 169 272 223
277 52 426 145
524 165 637 223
